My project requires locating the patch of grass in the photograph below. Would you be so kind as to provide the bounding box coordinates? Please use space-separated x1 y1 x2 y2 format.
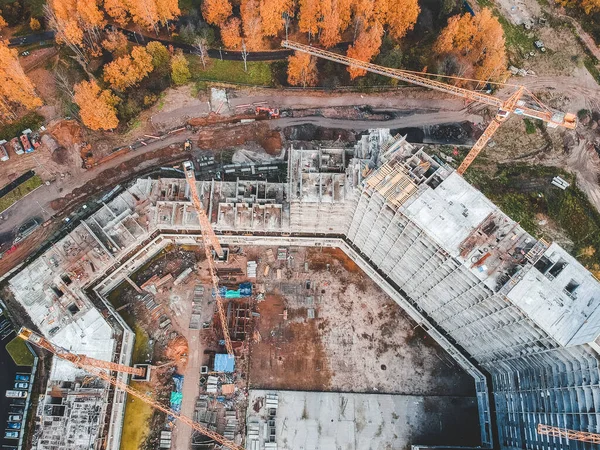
6 336 35 366
0 112 44 141
188 56 273 86
467 163 600 268
128 119 142 132
0 174 43 213
475 0 533 56
583 57 600 84
523 118 536 134
132 325 150 364
119 381 154 450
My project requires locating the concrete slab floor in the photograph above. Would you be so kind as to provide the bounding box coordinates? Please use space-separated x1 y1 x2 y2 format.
247 390 480 450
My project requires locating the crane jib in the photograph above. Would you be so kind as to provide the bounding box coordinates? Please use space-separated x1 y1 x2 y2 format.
281 40 503 108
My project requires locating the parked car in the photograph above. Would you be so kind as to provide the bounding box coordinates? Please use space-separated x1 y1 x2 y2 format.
6 422 20 430
10 137 23 155
0 140 9 161
5 390 27 398
8 415 22 422
4 431 19 439
15 374 30 382
19 135 33 153
14 382 28 390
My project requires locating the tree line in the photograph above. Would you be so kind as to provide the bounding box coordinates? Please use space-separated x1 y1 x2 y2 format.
0 0 508 130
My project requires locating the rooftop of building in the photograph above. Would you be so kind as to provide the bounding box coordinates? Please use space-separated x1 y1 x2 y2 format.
508 243 600 347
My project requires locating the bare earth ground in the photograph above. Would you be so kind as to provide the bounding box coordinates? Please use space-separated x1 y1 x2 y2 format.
249 247 475 396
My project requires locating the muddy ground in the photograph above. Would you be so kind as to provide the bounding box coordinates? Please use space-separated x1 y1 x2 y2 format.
248 246 476 396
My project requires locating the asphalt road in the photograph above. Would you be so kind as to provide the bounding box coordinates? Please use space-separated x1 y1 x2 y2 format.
7 29 293 61
117 28 292 61
8 31 55 47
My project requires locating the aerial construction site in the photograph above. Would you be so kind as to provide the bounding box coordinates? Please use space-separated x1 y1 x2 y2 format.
3 123 600 450
1 4 600 449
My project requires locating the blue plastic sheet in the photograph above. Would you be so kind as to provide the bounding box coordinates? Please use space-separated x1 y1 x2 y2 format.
214 353 235 373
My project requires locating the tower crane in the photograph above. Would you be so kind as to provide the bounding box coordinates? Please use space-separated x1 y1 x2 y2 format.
281 40 577 174
18 327 244 450
182 161 234 357
537 423 600 444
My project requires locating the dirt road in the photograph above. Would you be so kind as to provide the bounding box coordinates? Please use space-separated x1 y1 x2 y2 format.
271 109 483 130
0 89 484 243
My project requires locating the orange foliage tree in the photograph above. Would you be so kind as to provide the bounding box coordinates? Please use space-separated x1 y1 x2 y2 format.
45 0 106 66
0 42 42 122
74 80 119 130
202 0 232 26
102 30 129 56
241 0 263 50
104 0 129 25
287 51 318 86
381 0 420 40
318 0 342 47
259 0 293 37
104 46 154 90
581 0 600 13
0 13 6 29
156 0 180 25
435 8 506 81
127 0 159 31
346 23 383 78
298 0 320 38
220 17 243 49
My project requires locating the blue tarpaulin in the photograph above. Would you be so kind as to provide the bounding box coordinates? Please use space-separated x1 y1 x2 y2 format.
214 282 253 299
214 353 235 373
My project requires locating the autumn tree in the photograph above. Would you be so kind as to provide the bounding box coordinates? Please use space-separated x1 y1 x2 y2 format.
156 0 180 25
146 41 171 73
0 12 6 29
102 30 129 56
74 80 119 130
581 0 600 13
319 0 343 47
104 46 154 90
29 17 40 31
381 0 420 40
220 17 242 49
241 0 263 50
0 42 42 122
202 0 232 26
127 0 180 31
171 52 191 85
260 0 293 37
45 0 106 70
298 0 320 38
435 8 506 81
287 51 318 87
346 23 383 78
104 0 129 25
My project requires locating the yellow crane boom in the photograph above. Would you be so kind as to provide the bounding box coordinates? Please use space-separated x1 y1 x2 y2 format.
537 424 600 444
281 40 577 174
18 327 244 450
18 327 146 377
182 161 234 357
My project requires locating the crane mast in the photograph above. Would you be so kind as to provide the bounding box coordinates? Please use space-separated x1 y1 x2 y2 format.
281 40 576 173
182 161 234 357
18 327 244 450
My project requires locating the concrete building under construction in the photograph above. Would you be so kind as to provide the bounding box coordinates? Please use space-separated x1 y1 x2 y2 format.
7 129 600 450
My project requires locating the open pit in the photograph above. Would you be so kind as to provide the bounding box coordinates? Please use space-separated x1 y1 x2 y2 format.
101 243 479 450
